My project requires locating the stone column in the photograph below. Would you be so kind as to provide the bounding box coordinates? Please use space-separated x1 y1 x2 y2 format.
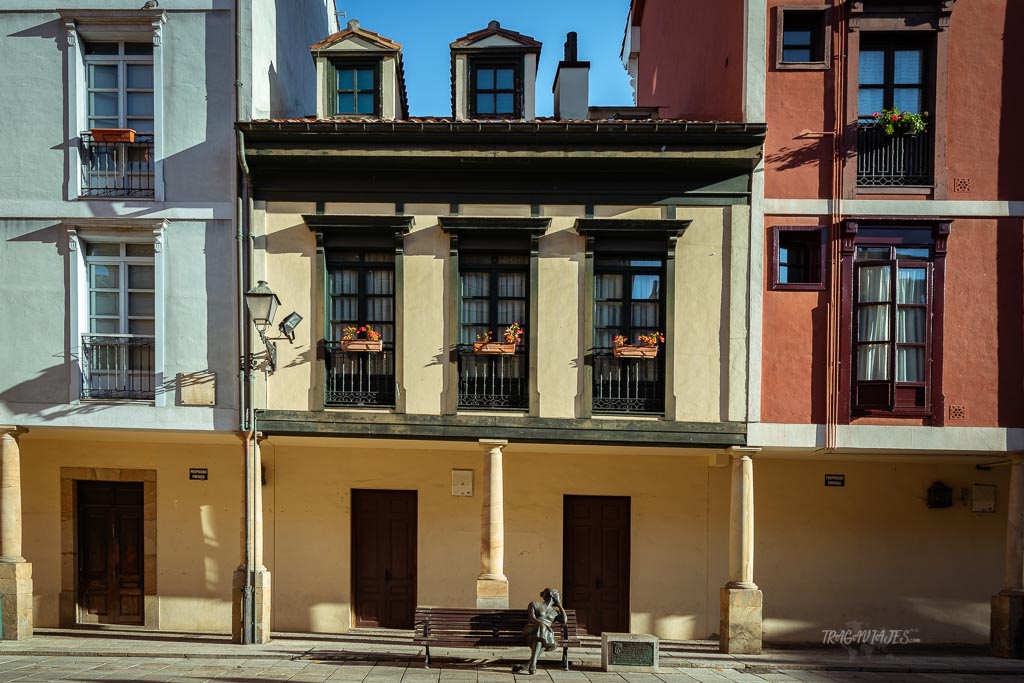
477 439 509 608
992 454 1024 658
720 446 761 654
0 427 32 640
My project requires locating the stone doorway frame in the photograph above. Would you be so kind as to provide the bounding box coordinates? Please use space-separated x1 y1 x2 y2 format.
59 468 158 628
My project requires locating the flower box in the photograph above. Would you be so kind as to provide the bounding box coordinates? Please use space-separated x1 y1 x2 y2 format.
613 345 659 359
473 341 516 355
341 339 383 353
90 128 136 143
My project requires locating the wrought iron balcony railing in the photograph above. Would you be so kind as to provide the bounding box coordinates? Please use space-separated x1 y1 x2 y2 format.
457 345 528 410
81 334 156 401
79 132 155 198
325 341 395 407
592 349 664 414
856 123 932 187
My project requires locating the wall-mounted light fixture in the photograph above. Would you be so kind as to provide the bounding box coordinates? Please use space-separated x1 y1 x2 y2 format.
244 280 302 372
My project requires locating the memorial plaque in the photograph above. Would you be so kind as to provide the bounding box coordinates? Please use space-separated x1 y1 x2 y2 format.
601 633 659 672
611 641 655 666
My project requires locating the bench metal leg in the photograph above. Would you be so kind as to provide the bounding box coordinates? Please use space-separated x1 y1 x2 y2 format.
562 646 569 671
424 645 431 669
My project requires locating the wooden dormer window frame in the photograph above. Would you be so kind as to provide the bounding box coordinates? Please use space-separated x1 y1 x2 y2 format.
328 57 382 117
469 56 523 119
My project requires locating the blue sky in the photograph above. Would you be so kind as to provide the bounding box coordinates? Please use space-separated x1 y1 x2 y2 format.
332 0 635 117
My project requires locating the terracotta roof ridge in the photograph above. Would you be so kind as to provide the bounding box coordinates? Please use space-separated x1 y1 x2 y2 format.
450 20 541 48
310 25 402 52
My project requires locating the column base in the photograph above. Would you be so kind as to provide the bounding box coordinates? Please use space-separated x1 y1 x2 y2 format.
991 593 1024 658
476 576 509 609
0 561 33 640
719 587 762 654
232 567 272 644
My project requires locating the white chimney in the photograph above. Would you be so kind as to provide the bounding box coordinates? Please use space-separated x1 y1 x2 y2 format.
553 32 589 120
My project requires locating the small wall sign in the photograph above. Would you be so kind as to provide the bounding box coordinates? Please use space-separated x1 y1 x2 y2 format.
189 468 209 481
825 474 845 487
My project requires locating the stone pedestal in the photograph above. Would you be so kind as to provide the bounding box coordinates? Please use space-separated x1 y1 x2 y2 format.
0 561 33 640
601 632 659 672
992 593 1024 658
720 587 762 654
476 576 509 609
232 567 272 644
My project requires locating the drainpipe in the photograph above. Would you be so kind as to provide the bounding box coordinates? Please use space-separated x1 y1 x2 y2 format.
825 0 847 450
237 120 255 642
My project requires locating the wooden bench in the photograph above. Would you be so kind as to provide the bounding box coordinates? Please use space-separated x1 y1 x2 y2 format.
413 607 580 670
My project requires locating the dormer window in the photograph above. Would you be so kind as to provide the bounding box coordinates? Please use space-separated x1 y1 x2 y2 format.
335 62 378 115
450 20 541 121
472 63 518 117
310 20 407 120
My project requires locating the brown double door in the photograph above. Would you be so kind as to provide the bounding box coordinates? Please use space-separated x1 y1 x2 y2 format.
352 489 417 629
77 481 145 625
563 495 630 635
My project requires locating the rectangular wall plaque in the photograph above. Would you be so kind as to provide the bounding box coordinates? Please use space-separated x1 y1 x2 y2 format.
189 468 208 481
601 633 659 672
825 474 845 487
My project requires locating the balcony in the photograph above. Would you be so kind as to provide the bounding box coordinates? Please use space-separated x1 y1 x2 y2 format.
457 345 528 410
325 341 395 407
79 132 155 198
592 349 664 414
856 123 932 188
80 334 155 401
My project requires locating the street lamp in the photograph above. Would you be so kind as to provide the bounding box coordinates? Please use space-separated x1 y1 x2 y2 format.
244 280 280 334
244 280 301 372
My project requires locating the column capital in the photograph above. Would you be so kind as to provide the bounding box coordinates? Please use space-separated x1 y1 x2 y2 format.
479 439 508 452
727 446 761 460
0 427 28 440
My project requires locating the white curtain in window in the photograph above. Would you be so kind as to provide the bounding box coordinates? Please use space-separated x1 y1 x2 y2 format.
856 265 891 381
896 348 924 382
857 343 890 381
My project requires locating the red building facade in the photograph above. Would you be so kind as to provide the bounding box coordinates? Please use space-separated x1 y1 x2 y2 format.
627 0 1024 656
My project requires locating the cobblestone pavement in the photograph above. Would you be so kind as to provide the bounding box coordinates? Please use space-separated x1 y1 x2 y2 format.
0 657 1023 683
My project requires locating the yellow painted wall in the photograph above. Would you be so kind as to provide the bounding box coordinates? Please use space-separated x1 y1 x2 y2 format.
260 202 741 423
262 440 716 639
753 458 1008 644
20 433 241 632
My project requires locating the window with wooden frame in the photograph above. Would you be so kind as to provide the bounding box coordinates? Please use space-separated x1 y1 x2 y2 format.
458 251 529 410
776 7 830 69
331 60 380 116
841 222 949 420
771 226 826 290
470 60 520 118
593 253 666 415
325 248 395 407
857 35 928 120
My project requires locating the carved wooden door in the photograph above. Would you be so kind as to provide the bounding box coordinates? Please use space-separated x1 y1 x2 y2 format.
352 489 417 629
563 495 630 635
78 481 144 625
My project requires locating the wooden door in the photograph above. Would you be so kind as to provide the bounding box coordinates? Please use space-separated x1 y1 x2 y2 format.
352 489 417 629
563 495 630 635
77 481 145 625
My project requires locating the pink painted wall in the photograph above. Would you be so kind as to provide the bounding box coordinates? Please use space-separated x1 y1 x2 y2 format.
631 0 745 121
